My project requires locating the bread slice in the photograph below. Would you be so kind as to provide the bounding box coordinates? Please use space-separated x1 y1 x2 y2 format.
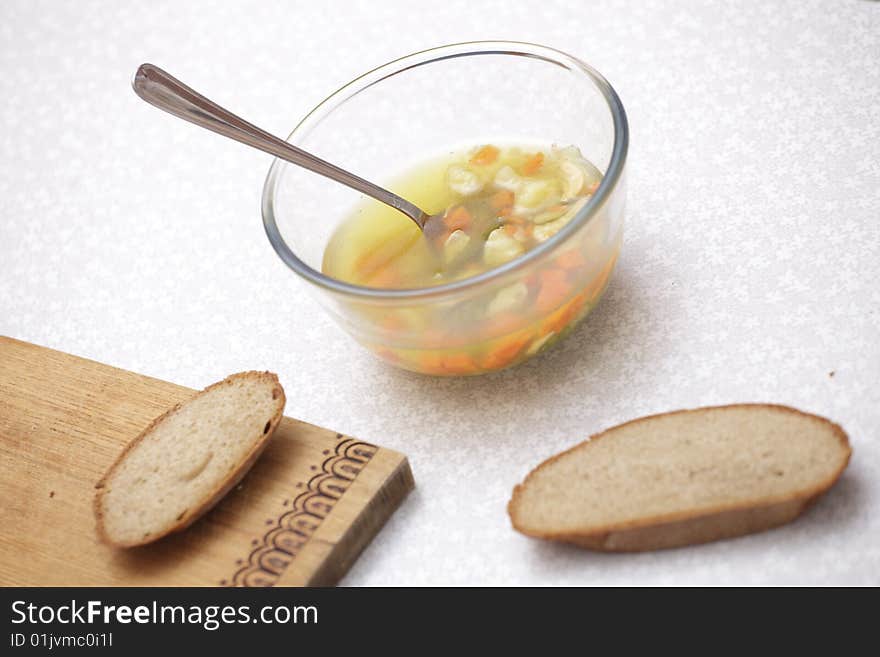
508 404 851 551
95 372 286 547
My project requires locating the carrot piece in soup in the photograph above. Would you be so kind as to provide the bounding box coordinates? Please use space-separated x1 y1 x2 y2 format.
481 334 531 370
419 351 477 375
504 214 529 227
535 269 572 313
444 205 473 232
544 289 589 334
490 189 515 214
542 306 565 335
417 353 448 375
522 152 545 175
441 352 479 374
470 145 500 166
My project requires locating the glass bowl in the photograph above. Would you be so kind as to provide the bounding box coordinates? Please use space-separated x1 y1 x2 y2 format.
262 41 628 376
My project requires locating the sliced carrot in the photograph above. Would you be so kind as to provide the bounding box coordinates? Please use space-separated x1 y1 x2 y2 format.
522 152 545 175
570 289 590 317
417 352 448 375
470 144 499 166
556 248 587 271
480 334 532 370
541 291 581 335
504 214 529 227
443 205 473 232
535 269 572 313
490 189 515 212
542 306 566 335
417 351 478 375
540 256 619 335
440 352 478 374
502 224 518 237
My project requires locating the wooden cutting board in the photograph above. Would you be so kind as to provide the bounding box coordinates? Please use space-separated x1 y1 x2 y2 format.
0 336 413 586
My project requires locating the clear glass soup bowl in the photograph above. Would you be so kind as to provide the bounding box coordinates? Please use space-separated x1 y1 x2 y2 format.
262 41 628 376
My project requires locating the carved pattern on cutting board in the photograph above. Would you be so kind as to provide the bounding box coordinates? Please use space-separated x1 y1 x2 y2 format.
225 435 377 587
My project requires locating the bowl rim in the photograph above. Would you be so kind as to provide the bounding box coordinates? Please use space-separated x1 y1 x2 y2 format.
261 40 628 301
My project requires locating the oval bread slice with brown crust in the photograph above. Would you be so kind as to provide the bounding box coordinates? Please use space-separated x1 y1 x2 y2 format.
508 404 851 551
95 371 286 547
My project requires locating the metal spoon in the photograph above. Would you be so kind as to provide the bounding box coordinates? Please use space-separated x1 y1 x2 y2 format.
132 63 433 229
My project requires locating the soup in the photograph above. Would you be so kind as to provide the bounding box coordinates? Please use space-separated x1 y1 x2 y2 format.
321 143 619 375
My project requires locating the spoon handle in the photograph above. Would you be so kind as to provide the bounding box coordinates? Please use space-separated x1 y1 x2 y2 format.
132 64 428 226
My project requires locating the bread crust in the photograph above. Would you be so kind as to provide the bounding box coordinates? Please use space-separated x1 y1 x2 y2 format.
507 403 852 551
94 371 286 548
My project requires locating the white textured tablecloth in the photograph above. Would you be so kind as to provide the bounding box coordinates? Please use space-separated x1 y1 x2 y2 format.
2 0 878 585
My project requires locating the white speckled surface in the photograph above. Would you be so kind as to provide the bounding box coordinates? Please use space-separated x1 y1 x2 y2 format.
2 0 878 585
